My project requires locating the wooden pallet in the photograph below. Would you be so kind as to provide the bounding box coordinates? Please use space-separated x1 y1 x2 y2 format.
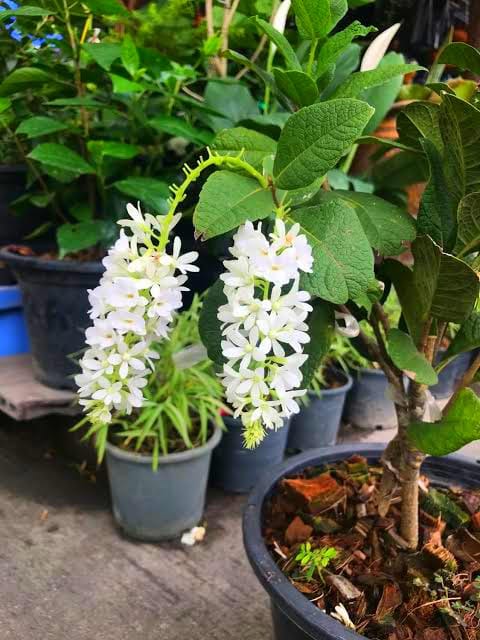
0 354 78 421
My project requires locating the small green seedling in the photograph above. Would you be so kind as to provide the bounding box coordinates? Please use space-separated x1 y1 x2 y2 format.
295 542 338 581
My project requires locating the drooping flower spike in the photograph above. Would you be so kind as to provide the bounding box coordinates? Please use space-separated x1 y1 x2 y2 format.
218 218 314 448
76 203 198 429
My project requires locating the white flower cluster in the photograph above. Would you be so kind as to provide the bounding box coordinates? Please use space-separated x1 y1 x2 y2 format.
76 203 198 426
218 219 314 447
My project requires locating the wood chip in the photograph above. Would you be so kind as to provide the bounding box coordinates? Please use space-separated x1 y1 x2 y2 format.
285 516 313 545
326 574 362 601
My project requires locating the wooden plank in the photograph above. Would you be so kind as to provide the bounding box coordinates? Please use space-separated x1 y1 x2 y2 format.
0 354 79 421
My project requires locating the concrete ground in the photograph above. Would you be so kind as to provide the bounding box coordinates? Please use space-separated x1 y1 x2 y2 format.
0 417 270 640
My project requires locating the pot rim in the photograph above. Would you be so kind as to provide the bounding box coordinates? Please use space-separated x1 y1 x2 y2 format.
308 369 353 398
351 367 386 378
106 424 222 466
0 247 104 274
243 443 480 640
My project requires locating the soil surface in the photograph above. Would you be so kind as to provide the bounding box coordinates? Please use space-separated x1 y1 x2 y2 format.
264 456 480 639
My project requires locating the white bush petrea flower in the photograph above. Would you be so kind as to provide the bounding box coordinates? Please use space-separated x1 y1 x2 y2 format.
219 218 313 448
76 202 198 429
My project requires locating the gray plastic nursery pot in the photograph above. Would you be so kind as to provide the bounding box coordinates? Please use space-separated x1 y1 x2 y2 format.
106 426 222 541
430 350 472 399
210 416 290 493
288 369 353 450
343 368 397 431
243 444 480 640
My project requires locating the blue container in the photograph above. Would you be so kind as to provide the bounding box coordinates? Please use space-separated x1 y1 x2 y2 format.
0 285 29 356
343 367 398 430
431 350 472 399
210 416 290 493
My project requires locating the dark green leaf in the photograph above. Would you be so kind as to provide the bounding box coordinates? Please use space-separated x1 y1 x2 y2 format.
408 388 480 456
420 488 470 528
28 143 94 175
113 177 170 213
417 138 456 251
0 5 52 20
149 116 213 146
330 63 424 99
203 80 259 132
273 99 374 190
317 21 377 77
87 140 140 164
83 43 121 71
362 52 405 134
438 42 480 76
273 68 319 107
213 127 276 169
455 192 480 257
194 171 273 240
301 301 335 387
396 101 443 152
291 0 333 39
199 280 226 368
286 200 374 303
57 221 102 258
47 97 104 108
386 328 437 385
444 311 480 364
16 116 67 138
81 0 128 15
321 43 361 99
254 17 301 71
0 67 53 96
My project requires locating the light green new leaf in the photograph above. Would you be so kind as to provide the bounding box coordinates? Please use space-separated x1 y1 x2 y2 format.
149 116 213 146
113 177 169 213
408 388 480 456
273 99 374 190
0 5 52 20
0 98 11 114
194 171 273 240
87 141 140 164
273 69 319 107
213 127 276 169
83 43 121 71
81 0 128 15
316 190 416 255
287 200 374 303
199 280 226 368
121 34 139 78
330 63 424 99
387 328 437 385
28 143 94 176
0 67 53 96
417 138 456 251
301 301 335 388
317 21 377 77
438 42 480 76
109 74 144 94
254 18 301 71
57 221 103 258
455 192 480 257
443 311 480 366
16 116 68 138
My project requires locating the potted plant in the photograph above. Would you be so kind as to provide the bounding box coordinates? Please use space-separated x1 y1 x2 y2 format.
288 334 353 450
76 295 225 541
0 0 219 387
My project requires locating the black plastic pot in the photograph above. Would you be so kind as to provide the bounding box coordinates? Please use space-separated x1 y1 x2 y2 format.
243 444 480 640
431 350 472 399
0 249 103 389
210 415 290 493
343 368 397 430
288 370 353 451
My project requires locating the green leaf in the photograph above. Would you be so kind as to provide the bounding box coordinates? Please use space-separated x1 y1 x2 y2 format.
286 200 374 303
455 192 480 257
408 388 480 456
28 143 94 176
317 21 377 77
109 74 144 94
87 140 140 164
438 42 480 76
121 34 140 78
440 93 480 207
273 69 319 107
213 127 276 169
330 63 424 99
417 139 456 251
386 328 438 385
386 236 479 344
47 97 104 108
291 0 332 39
0 67 53 96
149 116 213 146
203 80 259 132
273 99 374 190
199 280 226 368
420 488 469 528
0 5 52 20
57 221 102 258
194 171 273 240
301 301 335 387
362 52 405 135
0 98 11 114
316 190 416 255
81 0 128 15
396 101 443 152
444 311 480 364
254 17 301 71
321 43 361 99
83 43 121 71
16 116 67 139
113 177 170 213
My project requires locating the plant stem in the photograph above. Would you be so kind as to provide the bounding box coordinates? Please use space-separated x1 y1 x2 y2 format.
340 144 358 174
306 38 318 76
